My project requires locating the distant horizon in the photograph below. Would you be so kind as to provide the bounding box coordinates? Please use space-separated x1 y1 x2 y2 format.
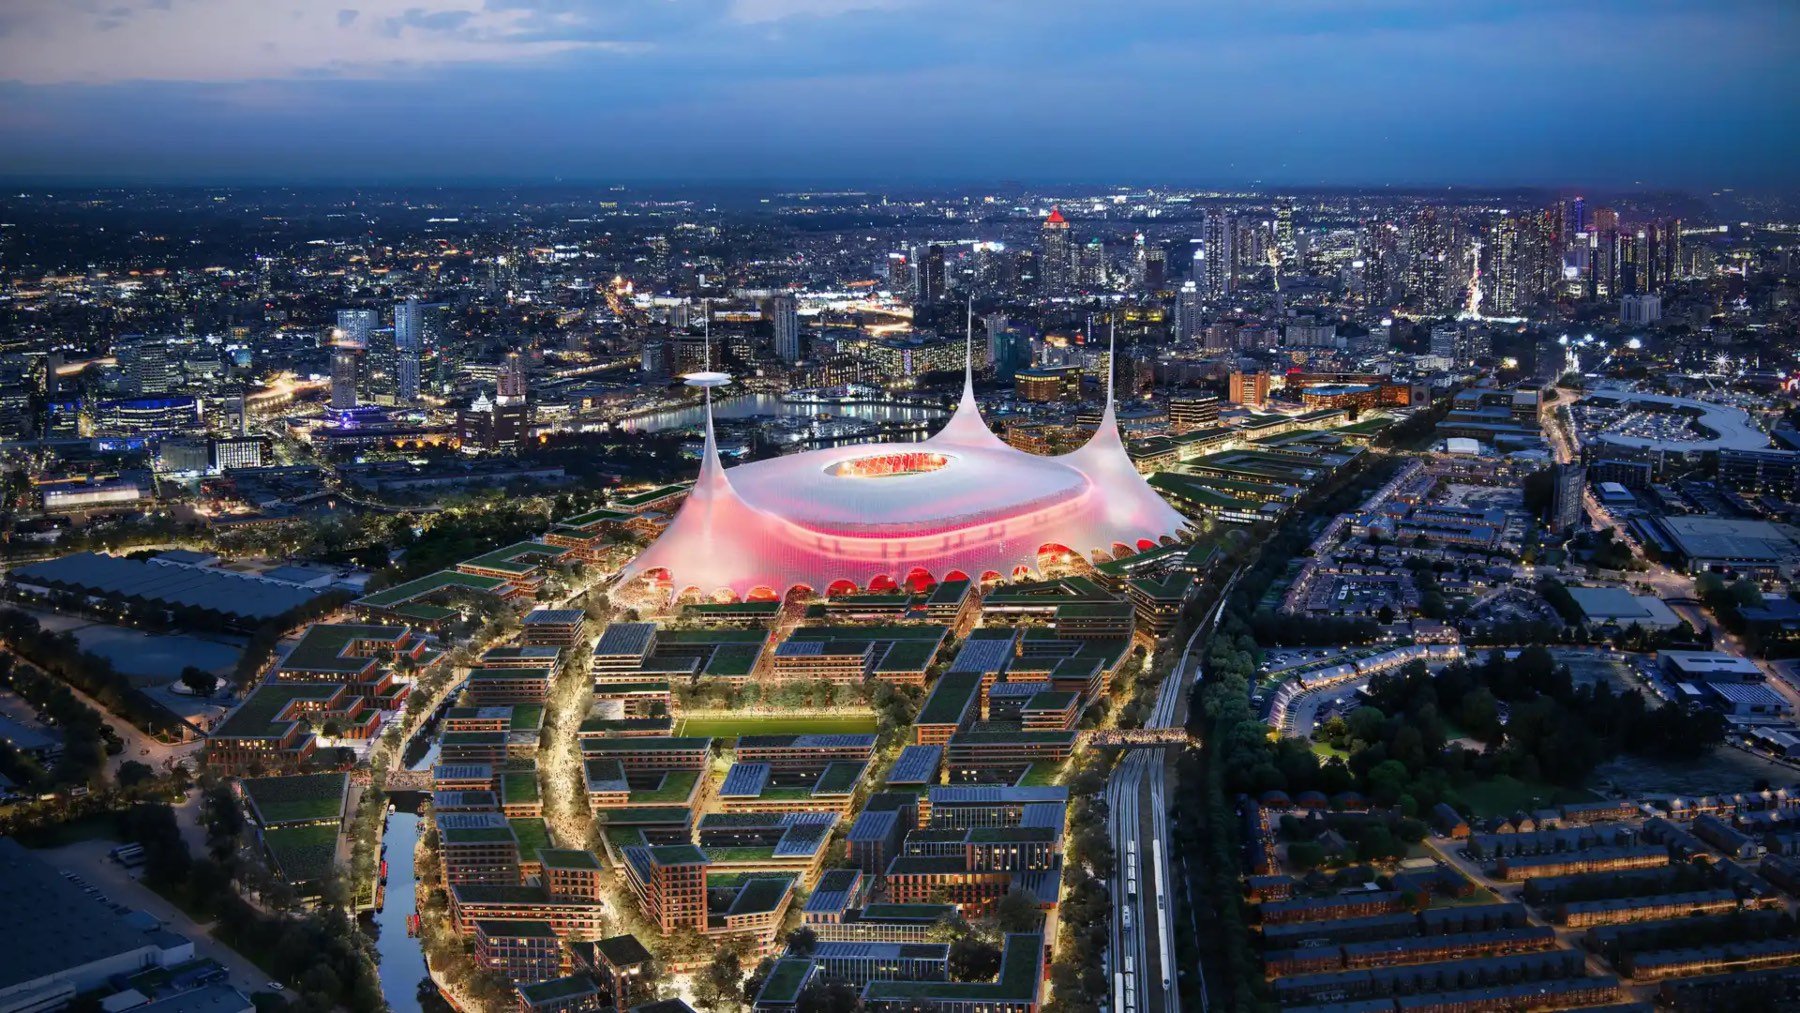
1 2 1794 189
0 175 1763 197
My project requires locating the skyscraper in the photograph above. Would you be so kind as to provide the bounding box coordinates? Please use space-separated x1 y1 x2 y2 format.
330 345 359 411
887 252 913 300
922 245 946 304
770 294 801 363
335 308 377 349
1551 462 1586 534
985 315 1028 382
1274 197 1296 271
498 351 527 400
1200 212 1234 301
1406 208 1456 313
1487 216 1520 315
1141 244 1166 292
1173 282 1203 343
1660 218 1682 288
393 297 424 403
1040 207 1072 292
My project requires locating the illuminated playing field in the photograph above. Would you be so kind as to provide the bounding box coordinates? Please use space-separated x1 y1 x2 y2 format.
675 714 880 740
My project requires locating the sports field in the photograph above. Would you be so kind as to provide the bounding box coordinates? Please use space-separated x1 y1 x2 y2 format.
676 713 879 740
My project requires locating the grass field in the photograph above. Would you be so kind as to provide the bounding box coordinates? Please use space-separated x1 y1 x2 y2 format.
676 713 879 740
1460 775 1599 818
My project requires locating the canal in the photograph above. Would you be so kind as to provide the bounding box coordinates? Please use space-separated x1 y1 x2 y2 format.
371 801 428 1013
371 696 456 1013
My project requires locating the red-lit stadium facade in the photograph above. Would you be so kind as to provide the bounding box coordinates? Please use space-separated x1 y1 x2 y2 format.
619 353 1190 603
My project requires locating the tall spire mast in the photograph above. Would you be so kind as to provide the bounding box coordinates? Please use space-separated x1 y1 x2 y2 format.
963 297 975 399
1105 318 1116 413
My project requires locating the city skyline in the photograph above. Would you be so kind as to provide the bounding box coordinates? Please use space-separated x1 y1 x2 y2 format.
1 0 1797 187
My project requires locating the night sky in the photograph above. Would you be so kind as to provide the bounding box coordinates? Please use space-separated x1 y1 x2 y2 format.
0 0 1795 187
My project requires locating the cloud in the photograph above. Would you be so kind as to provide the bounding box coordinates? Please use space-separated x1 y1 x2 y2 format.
0 0 637 84
726 0 921 23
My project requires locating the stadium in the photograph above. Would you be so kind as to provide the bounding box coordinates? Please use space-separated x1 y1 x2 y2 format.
619 342 1191 603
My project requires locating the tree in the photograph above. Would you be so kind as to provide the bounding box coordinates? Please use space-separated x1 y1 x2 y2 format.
785 926 818 957
696 949 745 1013
794 979 860 1013
994 889 1041 934
179 666 218 697
1288 841 1325 871
948 936 1002 982
116 760 156 789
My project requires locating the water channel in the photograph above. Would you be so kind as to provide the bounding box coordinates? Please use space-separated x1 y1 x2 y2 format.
369 698 454 1013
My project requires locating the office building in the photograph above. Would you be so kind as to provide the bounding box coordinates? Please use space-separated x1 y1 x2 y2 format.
1228 371 1269 407
1169 394 1221 434
1621 292 1662 325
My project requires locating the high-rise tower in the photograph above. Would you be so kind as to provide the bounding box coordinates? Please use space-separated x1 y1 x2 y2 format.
393 296 423 403
770 294 801 363
1200 212 1235 300
1040 207 1072 292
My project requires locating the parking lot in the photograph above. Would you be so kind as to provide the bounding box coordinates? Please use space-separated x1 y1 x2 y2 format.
42 838 279 1000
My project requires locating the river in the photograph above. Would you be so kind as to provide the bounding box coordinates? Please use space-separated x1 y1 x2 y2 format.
617 393 945 433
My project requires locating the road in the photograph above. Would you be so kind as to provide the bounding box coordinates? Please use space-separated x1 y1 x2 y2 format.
1108 570 1237 1013
0 644 204 777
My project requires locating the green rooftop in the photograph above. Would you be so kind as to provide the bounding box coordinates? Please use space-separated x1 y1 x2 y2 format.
509 817 551 856
458 540 567 576
863 934 1042 1003
213 682 342 739
555 507 636 529
278 623 409 674
261 822 339 883
537 848 602 871
646 844 708 866
241 771 347 826
758 958 812 1004
633 769 702 804
502 772 541 804
917 671 982 726
356 569 507 608
610 483 690 509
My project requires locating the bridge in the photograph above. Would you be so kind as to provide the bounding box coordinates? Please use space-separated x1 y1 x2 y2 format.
1085 728 1189 748
384 768 433 792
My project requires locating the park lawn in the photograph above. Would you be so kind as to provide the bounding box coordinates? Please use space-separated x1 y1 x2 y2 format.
1310 740 1352 761
1459 775 1598 819
676 714 879 740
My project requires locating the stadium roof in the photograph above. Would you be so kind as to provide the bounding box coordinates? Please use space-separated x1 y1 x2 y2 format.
618 331 1187 600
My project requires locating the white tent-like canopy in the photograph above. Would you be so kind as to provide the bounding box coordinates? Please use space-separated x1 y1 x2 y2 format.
618 325 1189 602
